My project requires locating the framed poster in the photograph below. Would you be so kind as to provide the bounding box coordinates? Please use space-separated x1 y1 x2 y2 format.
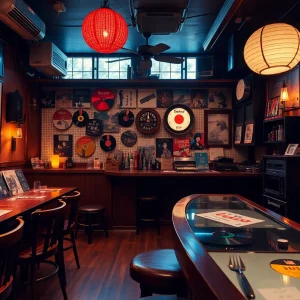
73 89 91 108
157 89 173 108
244 124 254 144
117 89 137 108
55 89 72 109
156 138 173 158
234 126 242 144
54 134 73 157
190 89 208 108
137 89 157 108
204 110 232 148
208 88 232 109
285 144 299 155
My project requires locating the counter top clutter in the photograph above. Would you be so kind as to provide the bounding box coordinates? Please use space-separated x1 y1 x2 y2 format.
172 194 300 300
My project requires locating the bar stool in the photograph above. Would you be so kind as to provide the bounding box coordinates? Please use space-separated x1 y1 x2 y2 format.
130 249 187 297
76 205 108 244
136 196 160 235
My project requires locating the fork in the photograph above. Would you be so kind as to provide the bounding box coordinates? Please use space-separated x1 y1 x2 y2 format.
229 255 255 299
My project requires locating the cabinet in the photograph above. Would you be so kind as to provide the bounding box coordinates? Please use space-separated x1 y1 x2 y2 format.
263 116 300 144
234 74 266 147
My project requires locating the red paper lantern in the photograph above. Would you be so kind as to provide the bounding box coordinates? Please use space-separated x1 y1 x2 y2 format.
82 8 128 54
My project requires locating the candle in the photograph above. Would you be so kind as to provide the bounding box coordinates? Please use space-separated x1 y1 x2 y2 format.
51 155 60 169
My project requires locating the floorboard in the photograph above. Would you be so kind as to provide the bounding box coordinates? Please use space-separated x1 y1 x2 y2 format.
17 226 174 300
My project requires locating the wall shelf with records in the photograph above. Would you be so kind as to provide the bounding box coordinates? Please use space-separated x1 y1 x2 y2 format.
263 116 300 144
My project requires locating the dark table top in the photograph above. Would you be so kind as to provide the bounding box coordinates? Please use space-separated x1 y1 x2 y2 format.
0 187 77 223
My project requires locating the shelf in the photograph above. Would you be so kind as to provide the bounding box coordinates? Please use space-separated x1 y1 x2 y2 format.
234 143 255 147
264 141 285 144
263 117 284 123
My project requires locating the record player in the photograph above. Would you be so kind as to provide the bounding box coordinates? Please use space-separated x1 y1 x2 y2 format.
173 157 196 172
211 156 238 171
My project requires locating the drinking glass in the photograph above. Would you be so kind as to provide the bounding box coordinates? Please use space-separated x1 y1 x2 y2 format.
33 181 41 192
87 160 93 169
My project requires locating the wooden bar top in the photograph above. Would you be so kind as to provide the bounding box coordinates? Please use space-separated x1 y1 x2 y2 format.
0 187 76 223
104 170 262 177
23 168 105 174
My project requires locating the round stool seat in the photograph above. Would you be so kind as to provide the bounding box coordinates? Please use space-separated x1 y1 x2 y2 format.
79 205 105 213
130 249 185 295
138 196 158 202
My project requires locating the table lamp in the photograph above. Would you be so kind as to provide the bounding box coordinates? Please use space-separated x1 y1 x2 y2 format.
51 155 60 168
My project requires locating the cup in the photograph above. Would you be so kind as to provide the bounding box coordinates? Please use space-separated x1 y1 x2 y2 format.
87 160 93 169
33 181 41 192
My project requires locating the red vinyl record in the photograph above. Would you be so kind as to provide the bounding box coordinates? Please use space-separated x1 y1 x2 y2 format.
92 88 115 111
52 110 73 130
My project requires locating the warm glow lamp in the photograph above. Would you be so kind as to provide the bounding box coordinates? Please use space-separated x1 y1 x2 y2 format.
280 81 289 102
244 23 300 75
82 5 128 54
51 155 60 169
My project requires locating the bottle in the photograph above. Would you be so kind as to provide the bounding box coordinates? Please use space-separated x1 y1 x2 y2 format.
156 159 160 170
143 151 146 170
147 159 151 170
121 152 125 170
151 157 156 170
130 152 134 170
134 151 138 170
139 149 143 170
127 153 130 170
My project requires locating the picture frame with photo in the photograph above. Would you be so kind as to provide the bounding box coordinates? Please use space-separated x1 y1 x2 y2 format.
204 110 232 148
244 123 254 144
156 138 173 158
190 89 208 108
265 97 281 119
285 144 299 156
117 89 137 108
234 125 242 144
208 88 232 109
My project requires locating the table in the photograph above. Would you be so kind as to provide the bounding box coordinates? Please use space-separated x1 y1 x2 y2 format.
0 187 77 223
172 194 300 300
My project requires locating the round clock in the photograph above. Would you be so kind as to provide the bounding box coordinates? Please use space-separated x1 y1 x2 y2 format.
163 104 194 136
236 79 251 102
135 108 161 135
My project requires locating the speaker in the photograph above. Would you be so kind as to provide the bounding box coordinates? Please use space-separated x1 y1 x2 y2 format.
6 90 23 123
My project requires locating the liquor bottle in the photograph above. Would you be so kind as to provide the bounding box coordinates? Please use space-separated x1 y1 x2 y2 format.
143 151 146 170
139 149 143 170
127 153 130 170
129 152 134 170
134 151 138 170
151 157 156 170
121 152 125 170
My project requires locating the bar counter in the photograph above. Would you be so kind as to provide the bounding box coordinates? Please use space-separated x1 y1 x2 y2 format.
23 169 262 228
172 194 300 300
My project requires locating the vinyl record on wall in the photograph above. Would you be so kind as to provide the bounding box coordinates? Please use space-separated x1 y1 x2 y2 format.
72 109 89 127
121 130 137 147
75 136 95 157
52 110 73 130
92 88 115 111
100 135 116 152
118 109 134 127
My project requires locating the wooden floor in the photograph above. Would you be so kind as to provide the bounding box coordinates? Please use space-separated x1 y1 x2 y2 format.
17 226 174 300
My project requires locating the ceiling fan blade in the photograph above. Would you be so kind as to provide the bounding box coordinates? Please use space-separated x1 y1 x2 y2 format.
154 56 184 64
106 57 133 63
121 47 141 55
139 59 152 70
148 43 170 55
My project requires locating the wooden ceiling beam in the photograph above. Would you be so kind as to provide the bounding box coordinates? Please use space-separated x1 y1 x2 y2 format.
202 0 244 51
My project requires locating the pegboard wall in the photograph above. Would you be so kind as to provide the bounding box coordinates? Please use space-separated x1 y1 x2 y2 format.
40 87 249 164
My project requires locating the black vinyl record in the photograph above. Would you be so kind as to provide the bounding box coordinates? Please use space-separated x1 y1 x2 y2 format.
121 130 137 147
118 109 134 127
195 230 253 247
100 135 116 152
72 110 89 127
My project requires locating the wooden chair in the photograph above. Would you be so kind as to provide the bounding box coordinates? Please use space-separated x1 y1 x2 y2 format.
62 190 81 269
0 217 24 300
18 200 67 300
130 249 187 297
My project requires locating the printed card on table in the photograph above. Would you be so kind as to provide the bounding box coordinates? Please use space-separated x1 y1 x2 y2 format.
196 211 264 227
2 170 23 195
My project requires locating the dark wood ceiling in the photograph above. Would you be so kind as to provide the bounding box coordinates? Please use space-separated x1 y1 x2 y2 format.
25 0 300 55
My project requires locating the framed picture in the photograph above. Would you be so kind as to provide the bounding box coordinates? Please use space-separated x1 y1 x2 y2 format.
285 144 299 156
234 125 242 144
265 97 281 119
244 123 254 144
204 109 232 148
0 41 3 77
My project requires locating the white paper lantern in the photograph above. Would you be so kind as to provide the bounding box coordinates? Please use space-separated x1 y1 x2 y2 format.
244 23 300 75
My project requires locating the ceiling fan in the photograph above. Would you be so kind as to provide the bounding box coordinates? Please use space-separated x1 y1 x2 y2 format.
107 32 184 74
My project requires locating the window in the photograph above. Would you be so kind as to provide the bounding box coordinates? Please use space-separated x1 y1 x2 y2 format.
98 57 131 79
64 56 200 80
186 58 197 79
151 59 182 79
65 57 93 79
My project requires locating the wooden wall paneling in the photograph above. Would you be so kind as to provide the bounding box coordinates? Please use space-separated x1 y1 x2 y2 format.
0 44 30 165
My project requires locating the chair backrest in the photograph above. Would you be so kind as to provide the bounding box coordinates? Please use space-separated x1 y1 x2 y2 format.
31 200 66 258
62 190 81 229
0 217 24 300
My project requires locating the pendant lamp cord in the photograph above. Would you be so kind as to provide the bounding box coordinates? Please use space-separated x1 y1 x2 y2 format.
279 0 300 20
102 0 109 8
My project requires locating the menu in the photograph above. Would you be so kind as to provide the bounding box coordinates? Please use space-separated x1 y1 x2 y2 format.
196 210 265 227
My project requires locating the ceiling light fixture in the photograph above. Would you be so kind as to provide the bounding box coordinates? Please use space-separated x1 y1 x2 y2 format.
82 0 128 54
244 23 300 75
